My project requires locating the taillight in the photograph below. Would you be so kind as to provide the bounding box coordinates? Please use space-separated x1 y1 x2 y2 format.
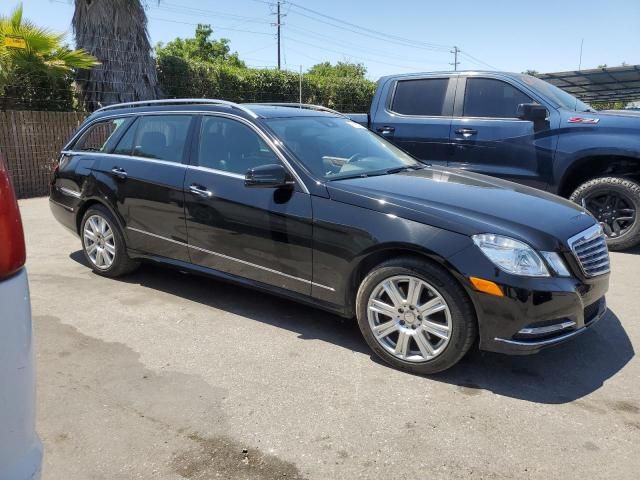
0 157 26 279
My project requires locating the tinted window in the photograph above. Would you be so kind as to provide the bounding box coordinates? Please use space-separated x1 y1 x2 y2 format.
463 78 532 118
198 116 279 174
391 78 449 116
266 117 422 180
132 115 191 162
74 118 129 152
112 118 137 155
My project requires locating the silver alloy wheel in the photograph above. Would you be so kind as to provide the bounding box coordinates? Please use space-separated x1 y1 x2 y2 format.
83 214 116 270
367 275 452 363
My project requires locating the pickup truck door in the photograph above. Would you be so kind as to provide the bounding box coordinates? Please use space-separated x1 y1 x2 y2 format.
448 76 552 190
370 76 457 166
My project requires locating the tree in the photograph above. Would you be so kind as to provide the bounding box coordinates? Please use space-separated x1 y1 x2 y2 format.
522 69 539 76
307 61 367 78
0 3 97 109
72 0 160 110
155 24 245 68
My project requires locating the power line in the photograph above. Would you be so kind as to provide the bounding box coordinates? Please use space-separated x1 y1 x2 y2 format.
286 1 451 51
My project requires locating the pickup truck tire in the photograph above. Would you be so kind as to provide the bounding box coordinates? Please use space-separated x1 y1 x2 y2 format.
80 205 140 277
356 257 477 375
570 176 640 251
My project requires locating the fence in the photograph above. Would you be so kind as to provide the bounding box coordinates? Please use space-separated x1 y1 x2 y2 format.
0 111 87 198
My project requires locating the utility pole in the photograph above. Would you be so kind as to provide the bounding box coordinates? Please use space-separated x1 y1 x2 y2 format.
578 38 584 71
277 1 281 70
450 46 460 71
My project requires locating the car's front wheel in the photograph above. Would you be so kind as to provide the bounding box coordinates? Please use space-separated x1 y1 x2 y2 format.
355 257 477 375
570 176 640 251
80 205 139 277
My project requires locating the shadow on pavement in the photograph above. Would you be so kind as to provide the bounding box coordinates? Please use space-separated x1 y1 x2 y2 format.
71 251 634 405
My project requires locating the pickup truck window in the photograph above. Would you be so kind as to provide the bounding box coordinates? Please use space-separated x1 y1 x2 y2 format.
391 78 448 116
463 78 532 118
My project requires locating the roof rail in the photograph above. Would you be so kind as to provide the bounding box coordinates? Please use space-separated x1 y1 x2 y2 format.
93 98 259 118
250 102 347 118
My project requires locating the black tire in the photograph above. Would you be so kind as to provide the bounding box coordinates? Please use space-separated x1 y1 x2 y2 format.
355 257 477 375
570 176 640 251
80 205 139 277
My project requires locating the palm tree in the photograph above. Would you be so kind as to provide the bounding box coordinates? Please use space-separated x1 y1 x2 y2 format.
0 3 97 108
73 0 160 110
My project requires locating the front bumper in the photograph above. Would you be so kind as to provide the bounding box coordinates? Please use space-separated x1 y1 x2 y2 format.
448 244 610 355
490 296 607 354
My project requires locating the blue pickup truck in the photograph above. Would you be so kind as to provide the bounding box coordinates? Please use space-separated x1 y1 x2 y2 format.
348 71 640 250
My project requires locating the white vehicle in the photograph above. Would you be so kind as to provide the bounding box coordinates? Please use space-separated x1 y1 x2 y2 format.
0 158 42 480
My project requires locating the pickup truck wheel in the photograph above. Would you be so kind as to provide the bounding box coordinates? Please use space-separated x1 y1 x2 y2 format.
80 205 140 277
355 257 477 375
570 176 640 251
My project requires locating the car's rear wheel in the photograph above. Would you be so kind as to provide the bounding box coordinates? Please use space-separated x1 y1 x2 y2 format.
80 205 139 277
355 257 477 374
570 176 640 251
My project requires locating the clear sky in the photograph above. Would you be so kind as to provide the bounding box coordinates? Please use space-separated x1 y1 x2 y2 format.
16 0 640 79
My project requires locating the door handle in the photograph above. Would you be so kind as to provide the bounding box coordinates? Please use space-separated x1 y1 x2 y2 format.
111 167 127 178
189 184 213 198
454 128 478 138
376 126 395 135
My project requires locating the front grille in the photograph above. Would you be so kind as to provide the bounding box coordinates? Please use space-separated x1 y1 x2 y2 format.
568 224 610 277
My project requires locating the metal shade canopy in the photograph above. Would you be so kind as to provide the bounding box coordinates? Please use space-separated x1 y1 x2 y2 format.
537 65 640 104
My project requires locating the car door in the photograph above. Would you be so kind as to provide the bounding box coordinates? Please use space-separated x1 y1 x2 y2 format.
370 75 456 166
93 114 194 262
448 76 553 189
183 114 314 295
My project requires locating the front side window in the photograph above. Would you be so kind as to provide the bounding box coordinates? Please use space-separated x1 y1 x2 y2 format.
463 78 533 118
73 118 129 152
131 115 192 163
197 116 279 175
266 117 423 180
391 78 449 116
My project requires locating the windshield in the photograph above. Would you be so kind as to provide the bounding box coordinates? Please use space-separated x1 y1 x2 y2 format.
518 75 595 112
265 116 424 180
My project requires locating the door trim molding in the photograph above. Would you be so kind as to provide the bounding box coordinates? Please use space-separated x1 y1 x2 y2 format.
126 226 335 292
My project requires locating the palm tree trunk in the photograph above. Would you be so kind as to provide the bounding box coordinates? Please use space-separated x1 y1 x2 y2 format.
73 0 160 110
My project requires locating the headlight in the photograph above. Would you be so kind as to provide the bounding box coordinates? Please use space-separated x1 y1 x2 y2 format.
540 251 571 277
472 234 550 277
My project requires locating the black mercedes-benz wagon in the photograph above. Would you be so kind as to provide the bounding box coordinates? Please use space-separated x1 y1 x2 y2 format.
50 99 610 373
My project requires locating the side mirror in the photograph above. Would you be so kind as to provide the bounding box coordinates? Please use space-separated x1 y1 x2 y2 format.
245 164 294 189
517 103 548 121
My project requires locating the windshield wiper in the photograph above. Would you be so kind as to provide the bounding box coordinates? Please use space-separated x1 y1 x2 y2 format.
329 165 425 181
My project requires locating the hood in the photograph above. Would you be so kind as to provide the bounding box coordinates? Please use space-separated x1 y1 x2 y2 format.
326 167 596 251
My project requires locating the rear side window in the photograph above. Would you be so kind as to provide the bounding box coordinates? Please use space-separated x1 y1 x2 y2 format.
73 118 129 152
463 78 533 118
391 78 449 116
197 116 279 175
131 115 192 163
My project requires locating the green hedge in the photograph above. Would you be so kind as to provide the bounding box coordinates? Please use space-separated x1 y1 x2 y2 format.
156 56 376 113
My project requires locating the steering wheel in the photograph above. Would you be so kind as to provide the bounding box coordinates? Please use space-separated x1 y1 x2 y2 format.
346 153 365 164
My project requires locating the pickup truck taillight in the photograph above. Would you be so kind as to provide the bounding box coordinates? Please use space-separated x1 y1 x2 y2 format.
0 157 26 279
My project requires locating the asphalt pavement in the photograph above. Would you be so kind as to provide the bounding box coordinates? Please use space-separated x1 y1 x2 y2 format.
20 197 640 480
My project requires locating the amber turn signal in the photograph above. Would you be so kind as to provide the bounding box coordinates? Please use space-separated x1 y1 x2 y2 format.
469 277 504 297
